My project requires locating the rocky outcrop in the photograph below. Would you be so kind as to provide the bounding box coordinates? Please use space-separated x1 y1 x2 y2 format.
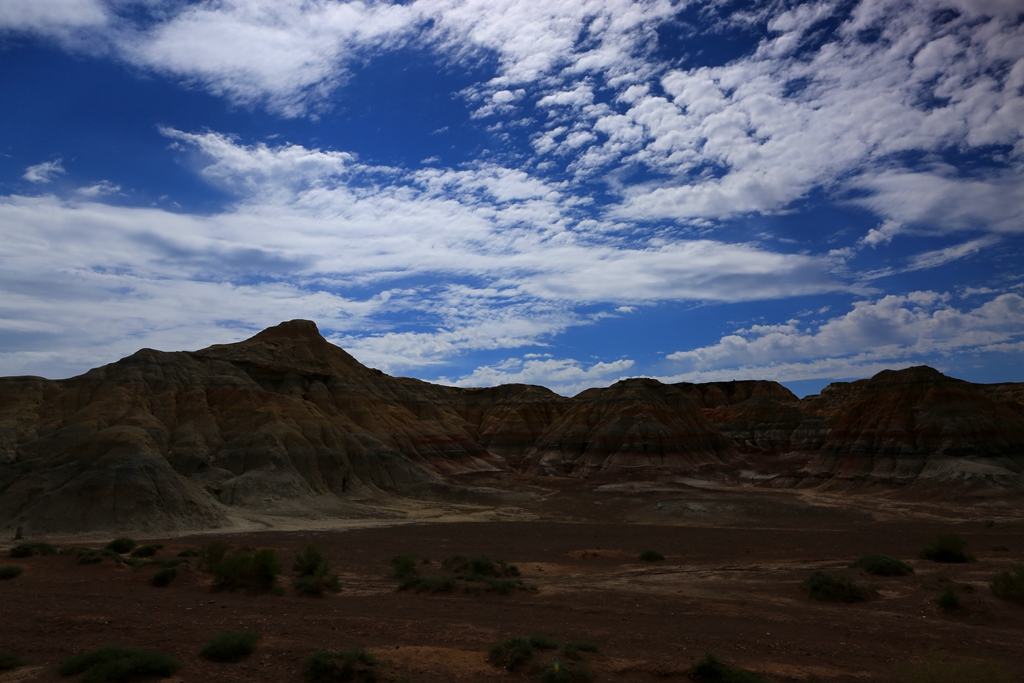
526 379 735 476
2 321 1023 533
807 367 1024 488
0 321 509 532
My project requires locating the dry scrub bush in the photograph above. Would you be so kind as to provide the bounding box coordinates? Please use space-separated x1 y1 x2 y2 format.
10 542 56 558
301 649 376 683
803 571 871 602
213 549 282 592
0 566 24 580
200 631 261 663
540 662 593 682
58 646 180 683
990 564 1024 604
104 538 136 554
292 544 341 596
690 651 771 683
920 535 974 563
849 554 913 576
0 653 26 670
151 567 177 587
896 653 1008 683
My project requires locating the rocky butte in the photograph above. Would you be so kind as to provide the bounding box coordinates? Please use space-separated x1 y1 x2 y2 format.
2 320 1023 533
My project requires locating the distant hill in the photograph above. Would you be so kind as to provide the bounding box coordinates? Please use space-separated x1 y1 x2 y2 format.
2 320 1022 532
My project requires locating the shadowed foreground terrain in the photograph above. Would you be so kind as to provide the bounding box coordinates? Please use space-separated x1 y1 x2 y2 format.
1 480 1022 683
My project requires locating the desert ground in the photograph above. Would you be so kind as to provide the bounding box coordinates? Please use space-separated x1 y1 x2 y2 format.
2 476 1022 683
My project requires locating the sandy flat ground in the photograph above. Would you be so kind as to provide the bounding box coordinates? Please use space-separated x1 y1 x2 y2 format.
2 477 1023 682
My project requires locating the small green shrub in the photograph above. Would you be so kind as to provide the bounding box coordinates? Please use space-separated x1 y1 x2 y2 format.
408 576 456 593
0 652 26 670
803 571 870 602
58 646 180 682
155 558 189 569
105 538 137 554
292 544 341 596
938 586 960 611
895 653 1009 683
990 564 1024 604
301 649 377 683
200 631 261 662
151 567 177 587
992 545 1009 552
0 566 24 580
391 554 418 580
850 554 913 576
920 534 975 563
639 550 664 562
690 650 771 683
177 548 200 557
396 553 528 594
213 549 282 592
292 571 342 596
540 662 593 683
130 545 162 558
77 551 103 565
562 642 599 661
529 635 558 650
75 548 130 565
10 542 56 558
442 555 520 577
489 636 534 671
200 540 229 570
294 544 329 575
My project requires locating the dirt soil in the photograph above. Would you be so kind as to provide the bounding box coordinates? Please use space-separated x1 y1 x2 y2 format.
2 477 1023 682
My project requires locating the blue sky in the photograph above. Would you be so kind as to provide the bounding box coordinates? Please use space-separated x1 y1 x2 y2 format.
1 0 1023 396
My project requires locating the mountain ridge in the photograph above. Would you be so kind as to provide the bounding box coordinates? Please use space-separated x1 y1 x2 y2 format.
2 319 1022 532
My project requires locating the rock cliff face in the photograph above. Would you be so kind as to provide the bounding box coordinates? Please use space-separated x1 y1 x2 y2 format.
1 321 1023 532
526 378 736 476
807 367 1024 488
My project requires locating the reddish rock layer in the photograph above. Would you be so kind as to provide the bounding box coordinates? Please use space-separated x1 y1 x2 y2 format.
2 322 1023 533
526 378 736 476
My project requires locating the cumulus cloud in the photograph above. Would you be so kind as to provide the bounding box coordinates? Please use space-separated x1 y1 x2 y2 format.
12 1 1023 235
441 355 636 396
533 0 1024 235
57 0 670 117
663 291 1024 381
0 126 845 377
23 159 65 183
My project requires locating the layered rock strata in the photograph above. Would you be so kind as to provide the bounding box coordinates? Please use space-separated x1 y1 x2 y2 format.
2 320 1023 532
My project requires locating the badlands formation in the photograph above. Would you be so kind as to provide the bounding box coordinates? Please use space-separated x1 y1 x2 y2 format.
1 320 1023 533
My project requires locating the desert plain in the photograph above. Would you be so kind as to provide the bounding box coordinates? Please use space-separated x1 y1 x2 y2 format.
2 474 1023 683
2 320 1023 682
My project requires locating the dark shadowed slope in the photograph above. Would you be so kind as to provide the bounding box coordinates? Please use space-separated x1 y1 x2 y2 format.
2 323 1023 533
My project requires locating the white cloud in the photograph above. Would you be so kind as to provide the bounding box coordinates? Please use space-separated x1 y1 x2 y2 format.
75 180 121 197
97 0 674 117
849 170 1024 236
441 355 636 396
23 159 65 183
664 291 1024 381
907 236 1000 271
0 0 107 35
860 220 901 248
538 0 1024 233
122 0 418 116
0 126 846 378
